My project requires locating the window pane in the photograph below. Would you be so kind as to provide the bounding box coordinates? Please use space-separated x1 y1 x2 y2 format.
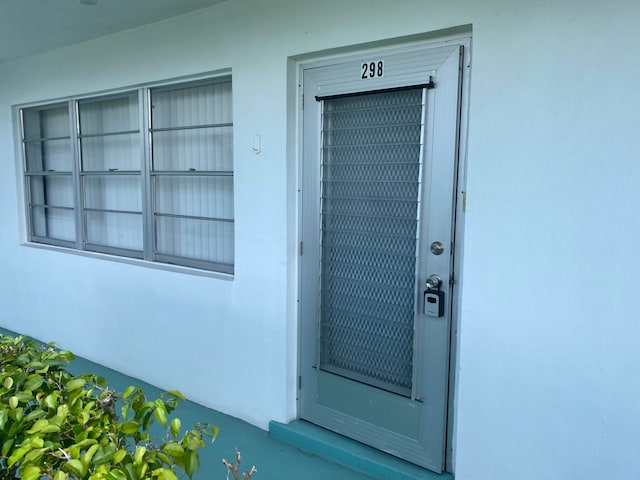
86 211 142 251
150 78 234 271
23 105 69 140
79 93 138 135
23 104 72 173
29 175 74 208
22 105 75 246
30 206 75 242
156 216 233 265
152 127 232 171
81 133 140 171
151 81 232 129
155 176 233 219
84 175 141 211
25 139 74 172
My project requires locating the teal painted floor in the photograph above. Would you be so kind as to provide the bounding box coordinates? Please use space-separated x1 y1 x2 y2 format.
67 356 379 480
1 328 450 480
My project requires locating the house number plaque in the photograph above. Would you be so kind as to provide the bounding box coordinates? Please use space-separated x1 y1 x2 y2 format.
361 60 384 79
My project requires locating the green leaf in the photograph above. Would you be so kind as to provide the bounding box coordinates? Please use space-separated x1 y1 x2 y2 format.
24 361 45 370
64 459 86 477
124 463 136 480
54 470 67 480
120 422 139 435
95 375 108 387
41 423 61 433
2 439 14 457
93 444 117 465
170 418 181 437
23 374 44 392
162 442 185 460
10 406 24 422
164 390 186 400
28 436 44 448
66 378 86 392
185 432 205 450
108 469 128 480
26 418 49 434
156 451 173 467
206 424 220 442
20 465 42 480
81 443 100 467
0 408 9 429
24 447 46 463
73 438 98 450
142 410 154 431
15 391 34 402
24 408 47 422
122 386 136 400
184 450 199 479
69 446 80 459
113 448 128 464
57 350 75 361
44 393 58 409
154 406 167 428
56 404 69 421
159 469 179 480
135 400 154 416
8 445 31 468
134 445 146 465
78 411 90 425
137 462 149 478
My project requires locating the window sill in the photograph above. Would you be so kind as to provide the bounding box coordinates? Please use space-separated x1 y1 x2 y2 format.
22 241 234 281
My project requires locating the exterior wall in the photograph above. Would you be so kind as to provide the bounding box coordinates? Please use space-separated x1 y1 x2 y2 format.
0 1 638 479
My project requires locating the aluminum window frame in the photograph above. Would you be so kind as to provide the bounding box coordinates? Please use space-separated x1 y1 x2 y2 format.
17 75 234 275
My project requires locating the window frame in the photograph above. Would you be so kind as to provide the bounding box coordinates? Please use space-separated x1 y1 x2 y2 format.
17 74 234 275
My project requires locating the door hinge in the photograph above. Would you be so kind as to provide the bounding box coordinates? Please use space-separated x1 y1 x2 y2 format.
301 93 304 110
449 273 455 286
462 191 467 213
299 241 303 256
298 375 302 390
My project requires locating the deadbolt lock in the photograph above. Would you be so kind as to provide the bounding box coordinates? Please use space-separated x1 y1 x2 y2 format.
430 241 444 255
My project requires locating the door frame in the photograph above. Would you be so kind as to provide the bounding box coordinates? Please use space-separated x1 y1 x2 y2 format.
292 32 471 474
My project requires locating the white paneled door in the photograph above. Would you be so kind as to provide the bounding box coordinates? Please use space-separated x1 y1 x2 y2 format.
300 43 464 472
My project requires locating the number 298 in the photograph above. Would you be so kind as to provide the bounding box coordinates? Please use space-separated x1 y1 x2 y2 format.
361 61 384 79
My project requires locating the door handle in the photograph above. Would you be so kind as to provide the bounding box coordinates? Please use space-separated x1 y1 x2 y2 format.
425 274 441 290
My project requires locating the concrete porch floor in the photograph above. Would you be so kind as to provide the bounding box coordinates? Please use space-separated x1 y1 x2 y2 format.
67 355 380 480
1 328 450 480
70 357 400 480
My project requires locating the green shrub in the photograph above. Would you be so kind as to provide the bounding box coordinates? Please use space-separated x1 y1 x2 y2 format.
0 334 218 480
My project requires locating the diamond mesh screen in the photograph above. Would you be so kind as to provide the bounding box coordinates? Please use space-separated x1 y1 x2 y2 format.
319 88 424 396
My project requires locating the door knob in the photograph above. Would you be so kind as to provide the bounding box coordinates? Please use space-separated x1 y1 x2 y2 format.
430 241 444 255
425 274 441 290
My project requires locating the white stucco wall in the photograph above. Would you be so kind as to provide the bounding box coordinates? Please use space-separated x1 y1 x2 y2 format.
1 1 638 479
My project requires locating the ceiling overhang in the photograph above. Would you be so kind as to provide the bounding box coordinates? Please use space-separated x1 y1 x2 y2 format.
0 0 230 64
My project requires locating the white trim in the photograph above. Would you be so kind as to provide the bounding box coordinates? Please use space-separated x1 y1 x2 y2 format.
446 36 471 475
294 33 471 474
20 241 234 280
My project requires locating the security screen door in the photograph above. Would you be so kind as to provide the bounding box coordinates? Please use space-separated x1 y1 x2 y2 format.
300 44 463 472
